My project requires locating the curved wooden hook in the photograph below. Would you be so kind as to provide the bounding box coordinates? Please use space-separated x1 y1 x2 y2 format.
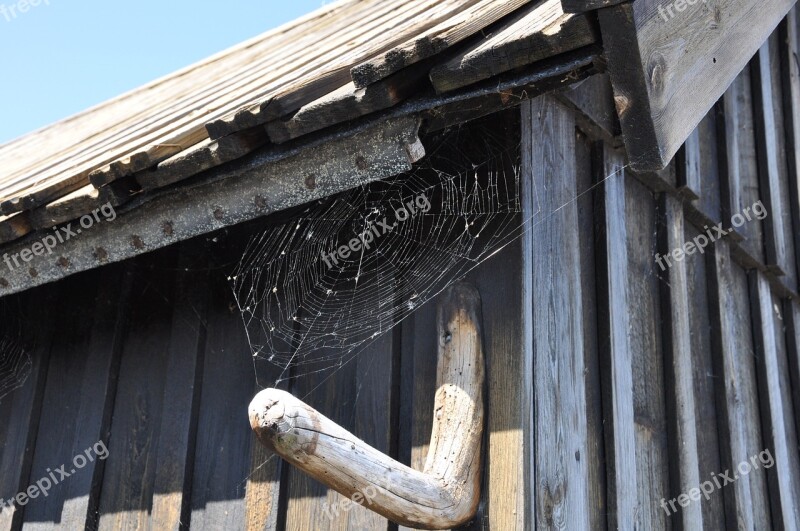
249 283 485 529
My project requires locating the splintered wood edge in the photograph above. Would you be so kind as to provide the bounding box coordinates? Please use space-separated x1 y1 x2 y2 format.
249 282 484 529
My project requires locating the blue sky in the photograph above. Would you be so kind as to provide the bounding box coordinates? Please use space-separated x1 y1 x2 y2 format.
0 0 325 144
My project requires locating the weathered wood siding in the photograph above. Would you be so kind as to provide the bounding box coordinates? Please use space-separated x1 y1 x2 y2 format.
1 9 800 531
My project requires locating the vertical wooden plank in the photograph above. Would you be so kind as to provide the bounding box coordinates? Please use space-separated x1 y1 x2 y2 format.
657 194 703 530
15 277 99 530
780 8 800 292
97 250 179 531
682 224 725 529
0 289 58 531
473 236 528 531
524 95 590 530
750 42 791 277
771 293 800 529
575 131 606 531
676 129 702 201
749 272 800 530
689 111 723 223
707 239 766 530
23 265 130 530
397 298 437 531
594 144 636 530
720 66 766 263
189 236 272 531
150 244 209 531
625 177 669 531
786 301 800 460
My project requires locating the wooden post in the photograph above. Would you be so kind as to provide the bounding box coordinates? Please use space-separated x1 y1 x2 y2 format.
248 283 485 530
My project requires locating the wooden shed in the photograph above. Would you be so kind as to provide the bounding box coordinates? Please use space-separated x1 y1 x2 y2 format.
0 0 799 529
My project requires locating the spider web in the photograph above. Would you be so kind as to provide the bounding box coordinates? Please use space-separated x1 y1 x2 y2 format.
0 305 31 403
232 123 621 386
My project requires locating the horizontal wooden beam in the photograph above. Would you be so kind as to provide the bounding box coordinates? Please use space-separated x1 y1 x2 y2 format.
0 116 423 296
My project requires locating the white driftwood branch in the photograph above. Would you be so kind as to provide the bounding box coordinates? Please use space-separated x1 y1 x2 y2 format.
249 283 485 529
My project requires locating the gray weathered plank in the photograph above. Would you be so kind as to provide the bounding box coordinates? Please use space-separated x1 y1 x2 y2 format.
656 194 703 530
429 0 597 93
719 66 766 264
683 223 725 529
594 145 636 530
351 0 535 88
750 39 791 278
780 9 800 288
749 271 800 530
0 116 423 297
523 95 590 529
707 240 760 530
598 0 794 171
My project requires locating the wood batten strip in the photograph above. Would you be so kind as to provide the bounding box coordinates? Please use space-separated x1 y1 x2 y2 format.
750 41 790 277
780 8 800 290
657 194 704 530
676 129 702 201
351 0 535 89
136 128 269 191
24 182 135 234
718 66 766 265
266 62 432 144
429 0 596 94
0 213 31 245
785 301 800 471
524 95 591 529
707 240 759 530
593 144 637 530
749 272 800 530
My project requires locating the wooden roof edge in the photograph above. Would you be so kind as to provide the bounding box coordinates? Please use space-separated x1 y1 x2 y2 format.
0 115 424 297
0 46 603 296
0 47 601 273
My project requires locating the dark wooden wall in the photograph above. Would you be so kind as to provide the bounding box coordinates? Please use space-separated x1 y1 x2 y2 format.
1 8 800 531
